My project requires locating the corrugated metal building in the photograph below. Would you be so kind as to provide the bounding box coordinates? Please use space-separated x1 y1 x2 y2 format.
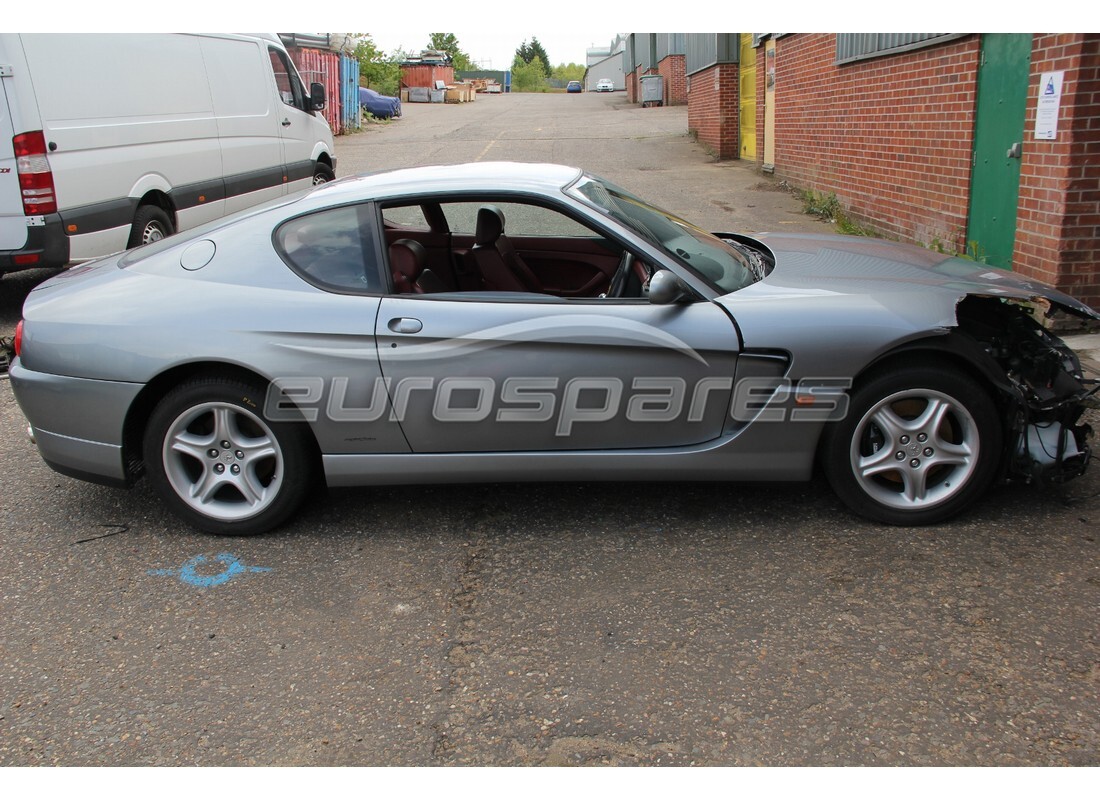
586 53 624 92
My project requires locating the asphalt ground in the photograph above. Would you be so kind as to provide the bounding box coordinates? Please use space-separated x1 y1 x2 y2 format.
0 91 1097 770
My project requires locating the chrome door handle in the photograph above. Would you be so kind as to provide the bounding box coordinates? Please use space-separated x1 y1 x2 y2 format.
387 317 423 334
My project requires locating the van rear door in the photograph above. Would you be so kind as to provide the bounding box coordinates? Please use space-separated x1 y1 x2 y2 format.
0 66 30 254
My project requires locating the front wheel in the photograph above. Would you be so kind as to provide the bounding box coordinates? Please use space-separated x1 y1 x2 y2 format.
313 163 335 185
143 377 315 535
821 363 1002 526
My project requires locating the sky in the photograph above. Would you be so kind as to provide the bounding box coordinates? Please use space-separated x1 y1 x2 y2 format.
6 2 1091 67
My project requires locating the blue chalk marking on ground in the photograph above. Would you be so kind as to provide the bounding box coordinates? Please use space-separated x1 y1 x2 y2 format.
148 553 273 587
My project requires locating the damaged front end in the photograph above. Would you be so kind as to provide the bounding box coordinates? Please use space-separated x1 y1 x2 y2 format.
956 296 1098 485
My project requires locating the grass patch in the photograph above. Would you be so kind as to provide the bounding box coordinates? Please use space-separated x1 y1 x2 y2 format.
799 190 877 236
924 236 989 263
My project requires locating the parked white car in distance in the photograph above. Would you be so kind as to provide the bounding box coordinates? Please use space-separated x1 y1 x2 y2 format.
596 79 615 92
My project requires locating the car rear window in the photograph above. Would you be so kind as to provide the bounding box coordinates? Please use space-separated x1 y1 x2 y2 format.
275 203 383 294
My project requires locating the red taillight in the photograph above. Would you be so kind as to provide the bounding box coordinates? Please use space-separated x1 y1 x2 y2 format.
14 320 24 358
13 131 57 216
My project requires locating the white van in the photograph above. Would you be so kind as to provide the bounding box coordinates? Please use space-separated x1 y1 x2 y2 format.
0 33 336 273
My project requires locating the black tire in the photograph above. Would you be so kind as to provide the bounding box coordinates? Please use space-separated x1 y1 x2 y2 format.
143 377 315 536
821 362 1002 526
313 163 336 185
127 205 174 249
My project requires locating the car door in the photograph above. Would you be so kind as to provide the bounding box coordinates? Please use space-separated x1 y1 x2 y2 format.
375 294 740 453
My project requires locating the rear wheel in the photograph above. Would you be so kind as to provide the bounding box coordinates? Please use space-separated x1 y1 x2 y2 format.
128 205 174 248
822 363 1002 525
143 377 314 535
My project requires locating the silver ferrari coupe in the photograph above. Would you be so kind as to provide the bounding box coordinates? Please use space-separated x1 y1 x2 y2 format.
10 163 1099 534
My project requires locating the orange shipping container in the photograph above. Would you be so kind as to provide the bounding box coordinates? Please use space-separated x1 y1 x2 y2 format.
400 64 455 89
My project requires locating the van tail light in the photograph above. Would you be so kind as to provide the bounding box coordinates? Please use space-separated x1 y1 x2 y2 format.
14 320 24 358
13 131 58 215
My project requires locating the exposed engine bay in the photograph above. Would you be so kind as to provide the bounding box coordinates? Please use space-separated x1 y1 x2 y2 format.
956 296 1098 484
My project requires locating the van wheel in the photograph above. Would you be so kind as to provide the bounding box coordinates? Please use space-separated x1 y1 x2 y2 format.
313 164 335 185
128 206 174 248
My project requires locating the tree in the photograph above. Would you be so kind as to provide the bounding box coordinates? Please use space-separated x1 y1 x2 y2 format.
510 55 547 92
428 32 473 71
552 62 586 83
351 33 401 97
528 37 551 77
514 38 552 78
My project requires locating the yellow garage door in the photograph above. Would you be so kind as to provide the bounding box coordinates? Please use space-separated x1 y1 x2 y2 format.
739 33 757 160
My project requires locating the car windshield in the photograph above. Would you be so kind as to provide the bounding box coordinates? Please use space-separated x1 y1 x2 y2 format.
567 174 763 293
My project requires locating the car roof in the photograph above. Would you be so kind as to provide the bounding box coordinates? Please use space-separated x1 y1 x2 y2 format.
307 162 586 204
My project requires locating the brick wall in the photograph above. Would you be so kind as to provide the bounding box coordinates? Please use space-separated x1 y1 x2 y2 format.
658 55 687 105
626 70 638 103
770 34 981 251
687 63 741 160
761 33 1099 308
1015 35 1100 307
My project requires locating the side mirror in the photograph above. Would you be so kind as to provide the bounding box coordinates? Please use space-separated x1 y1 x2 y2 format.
310 82 326 111
647 269 690 305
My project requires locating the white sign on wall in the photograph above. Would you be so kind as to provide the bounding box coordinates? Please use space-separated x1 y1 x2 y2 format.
1035 71 1064 140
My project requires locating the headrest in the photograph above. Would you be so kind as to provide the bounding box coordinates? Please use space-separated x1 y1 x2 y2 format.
389 238 427 279
475 206 505 246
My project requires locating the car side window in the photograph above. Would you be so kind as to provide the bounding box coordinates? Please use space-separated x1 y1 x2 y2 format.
383 205 431 231
275 204 382 294
377 198 633 300
441 202 595 238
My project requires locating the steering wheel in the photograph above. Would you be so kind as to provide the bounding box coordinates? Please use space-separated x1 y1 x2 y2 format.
606 251 634 298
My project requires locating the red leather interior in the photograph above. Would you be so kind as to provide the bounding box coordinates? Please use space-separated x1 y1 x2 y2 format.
389 239 445 294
